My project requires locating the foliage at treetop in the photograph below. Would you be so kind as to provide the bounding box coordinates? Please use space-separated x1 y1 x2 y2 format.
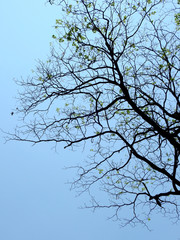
11 0 180 227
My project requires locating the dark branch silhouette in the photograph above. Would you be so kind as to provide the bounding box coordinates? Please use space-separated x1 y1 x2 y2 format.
8 0 180 227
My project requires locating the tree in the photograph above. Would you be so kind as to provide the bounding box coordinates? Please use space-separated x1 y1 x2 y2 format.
10 0 180 227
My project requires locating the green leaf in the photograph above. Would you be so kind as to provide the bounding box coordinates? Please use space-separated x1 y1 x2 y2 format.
59 38 64 43
47 74 52 80
127 110 130 114
56 108 60 113
175 13 180 30
123 16 127 23
150 11 156 15
97 168 103 174
87 3 92 8
159 64 163 69
118 192 123 195
56 19 63 25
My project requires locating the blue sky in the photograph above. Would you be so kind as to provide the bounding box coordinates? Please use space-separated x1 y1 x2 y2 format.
0 1 180 239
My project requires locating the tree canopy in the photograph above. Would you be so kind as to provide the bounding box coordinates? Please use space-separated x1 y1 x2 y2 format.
11 0 180 227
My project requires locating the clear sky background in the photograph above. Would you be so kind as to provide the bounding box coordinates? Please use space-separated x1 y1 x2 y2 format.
0 1 180 239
